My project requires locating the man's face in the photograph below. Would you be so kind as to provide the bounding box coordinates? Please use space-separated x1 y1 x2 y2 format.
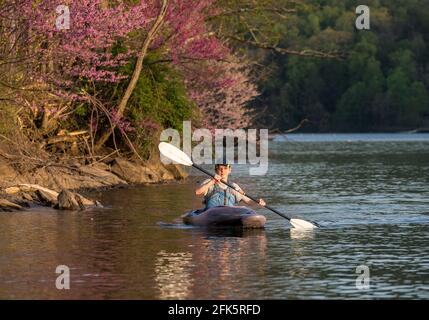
216 165 231 178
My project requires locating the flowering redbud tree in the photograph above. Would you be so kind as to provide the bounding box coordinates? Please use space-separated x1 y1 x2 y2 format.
181 57 258 129
2 0 260 152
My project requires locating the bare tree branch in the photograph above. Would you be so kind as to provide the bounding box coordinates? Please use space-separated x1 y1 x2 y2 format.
284 118 309 133
226 35 347 60
208 7 297 20
95 0 169 150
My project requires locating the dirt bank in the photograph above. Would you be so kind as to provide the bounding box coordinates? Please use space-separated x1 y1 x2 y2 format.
0 154 189 211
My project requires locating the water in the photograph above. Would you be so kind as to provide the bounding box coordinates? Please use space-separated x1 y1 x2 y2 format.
0 133 428 299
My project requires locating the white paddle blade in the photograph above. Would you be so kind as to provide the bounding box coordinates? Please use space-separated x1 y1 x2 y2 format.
290 218 318 230
158 142 193 166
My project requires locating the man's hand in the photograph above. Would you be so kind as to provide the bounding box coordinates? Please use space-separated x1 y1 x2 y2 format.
258 199 266 207
212 174 222 184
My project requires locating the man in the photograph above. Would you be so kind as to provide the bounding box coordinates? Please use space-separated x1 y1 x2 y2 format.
195 163 266 209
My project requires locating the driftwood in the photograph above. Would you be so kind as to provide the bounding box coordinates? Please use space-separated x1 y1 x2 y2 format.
284 118 309 133
268 118 310 140
4 183 99 208
46 130 88 145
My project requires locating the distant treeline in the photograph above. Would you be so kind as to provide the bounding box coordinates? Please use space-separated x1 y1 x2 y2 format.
253 0 429 132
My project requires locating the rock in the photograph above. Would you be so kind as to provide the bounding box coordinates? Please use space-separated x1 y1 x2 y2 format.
146 162 175 181
146 150 188 181
18 184 59 198
0 198 22 211
0 161 17 181
74 193 97 207
79 163 127 186
17 164 126 191
7 184 99 209
164 164 189 180
22 192 34 201
57 189 83 210
111 158 160 184
158 166 175 180
1 152 188 211
56 189 100 210
5 186 21 194
37 189 58 206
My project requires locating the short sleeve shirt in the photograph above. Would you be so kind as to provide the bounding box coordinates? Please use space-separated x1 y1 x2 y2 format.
201 178 246 203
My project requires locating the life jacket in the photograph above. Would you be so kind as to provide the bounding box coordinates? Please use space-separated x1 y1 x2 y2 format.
204 182 238 209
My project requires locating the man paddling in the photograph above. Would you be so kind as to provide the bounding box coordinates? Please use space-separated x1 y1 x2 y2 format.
159 142 319 229
195 163 266 209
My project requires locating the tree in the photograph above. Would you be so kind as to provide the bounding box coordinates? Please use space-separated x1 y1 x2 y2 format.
386 49 429 127
95 0 169 149
181 57 258 129
334 35 385 131
2 0 258 154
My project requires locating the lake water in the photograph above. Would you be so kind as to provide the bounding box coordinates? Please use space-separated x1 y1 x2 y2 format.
0 133 428 299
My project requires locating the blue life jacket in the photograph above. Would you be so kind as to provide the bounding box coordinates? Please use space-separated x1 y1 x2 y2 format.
205 182 238 209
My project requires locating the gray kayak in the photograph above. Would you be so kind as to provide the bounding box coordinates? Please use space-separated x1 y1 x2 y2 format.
182 206 266 228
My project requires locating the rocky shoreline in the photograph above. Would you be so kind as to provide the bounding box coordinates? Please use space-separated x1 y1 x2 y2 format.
0 155 189 212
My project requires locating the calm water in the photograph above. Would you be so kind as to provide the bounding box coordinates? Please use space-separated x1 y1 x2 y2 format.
1 133 428 299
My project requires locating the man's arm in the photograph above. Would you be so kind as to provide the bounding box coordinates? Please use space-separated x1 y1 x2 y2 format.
195 175 221 196
233 185 266 206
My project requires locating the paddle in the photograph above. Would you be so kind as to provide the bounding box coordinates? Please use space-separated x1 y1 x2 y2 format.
159 142 320 230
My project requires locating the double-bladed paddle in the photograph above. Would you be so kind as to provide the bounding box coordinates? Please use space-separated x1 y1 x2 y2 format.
159 142 320 230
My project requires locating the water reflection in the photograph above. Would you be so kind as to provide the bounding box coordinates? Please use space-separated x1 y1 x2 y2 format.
155 250 194 299
191 229 267 299
290 228 316 240
154 228 267 299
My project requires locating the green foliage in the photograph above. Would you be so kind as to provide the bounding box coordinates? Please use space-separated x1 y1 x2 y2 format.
127 70 194 131
74 104 88 118
253 0 429 131
386 66 429 127
118 54 196 128
104 53 196 155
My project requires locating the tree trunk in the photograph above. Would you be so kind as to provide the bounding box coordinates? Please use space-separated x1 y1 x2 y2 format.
95 0 169 150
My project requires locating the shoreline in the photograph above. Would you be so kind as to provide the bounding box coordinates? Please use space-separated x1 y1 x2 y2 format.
0 155 189 212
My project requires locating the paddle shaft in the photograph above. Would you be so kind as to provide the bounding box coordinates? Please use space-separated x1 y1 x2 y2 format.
192 164 292 222
159 142 319 228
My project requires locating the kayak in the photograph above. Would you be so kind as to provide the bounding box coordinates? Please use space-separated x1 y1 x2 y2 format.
182 206 266 228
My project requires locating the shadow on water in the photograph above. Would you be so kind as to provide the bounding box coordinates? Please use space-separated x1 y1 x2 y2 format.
188 226 266 239
158 220 267 238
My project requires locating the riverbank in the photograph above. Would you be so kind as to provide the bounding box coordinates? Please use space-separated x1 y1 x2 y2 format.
0 152 189 211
